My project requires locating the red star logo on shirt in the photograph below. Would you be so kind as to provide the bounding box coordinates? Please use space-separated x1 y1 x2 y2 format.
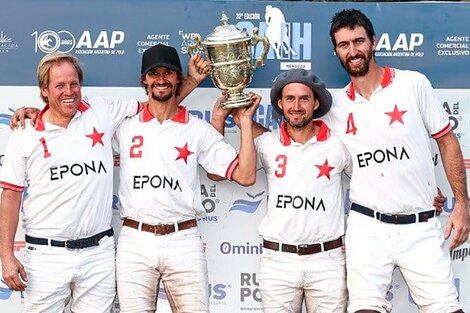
315 159 335 180
385 104 407 125
175 143 193 164
86 127 105 147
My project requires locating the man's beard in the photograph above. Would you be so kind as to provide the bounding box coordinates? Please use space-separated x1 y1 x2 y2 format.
285 116 310 129
149 83 174 102
151 91 173 102
340 49 373 77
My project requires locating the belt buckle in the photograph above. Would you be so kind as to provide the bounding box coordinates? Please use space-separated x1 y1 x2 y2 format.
420 212 429 222
64 240 76 250
297 244 309 255
154 223 172 235
393 214 400 224
153 224 161 235
375 211 382 221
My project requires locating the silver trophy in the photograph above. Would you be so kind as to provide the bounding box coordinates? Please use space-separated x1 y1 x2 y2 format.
188 13 270 109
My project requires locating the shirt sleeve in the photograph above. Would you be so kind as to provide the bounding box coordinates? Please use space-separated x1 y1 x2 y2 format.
0 128 27 191
415 74 452 138
197 121 238 180
343 146 353 177
84 95 141 131
112 118 125 155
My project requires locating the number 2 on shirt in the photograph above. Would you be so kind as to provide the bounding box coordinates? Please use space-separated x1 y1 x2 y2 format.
130 135 144 158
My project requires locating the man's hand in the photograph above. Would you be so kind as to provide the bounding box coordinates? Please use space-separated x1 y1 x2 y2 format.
234 92 262 121
212 93 232 121
232 93 267 138
1 255 27 291
433 187 445 216
10 107 40 129
187 54 210 86
445 201 470 250
211 93 232 135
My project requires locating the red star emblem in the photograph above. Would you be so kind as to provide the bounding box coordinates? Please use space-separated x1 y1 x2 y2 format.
86 127 105 147
385 104 407 125
175 143 193 164
315 159 335 180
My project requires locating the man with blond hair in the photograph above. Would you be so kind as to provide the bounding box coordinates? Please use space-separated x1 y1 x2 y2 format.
0 51 208 312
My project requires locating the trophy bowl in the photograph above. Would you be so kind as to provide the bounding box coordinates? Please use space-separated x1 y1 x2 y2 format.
189 13 269 109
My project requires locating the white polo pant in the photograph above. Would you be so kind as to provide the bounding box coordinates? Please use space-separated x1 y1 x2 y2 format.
259 246 347 313
346 210 463 313
23 234 116 313
116 225 208 313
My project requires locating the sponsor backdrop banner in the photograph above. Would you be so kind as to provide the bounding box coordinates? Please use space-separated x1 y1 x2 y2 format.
0 1 469 312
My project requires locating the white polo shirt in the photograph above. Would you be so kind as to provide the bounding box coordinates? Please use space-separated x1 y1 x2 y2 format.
113 105 239 224
323 67 451 214
256 120 351 244
0 96 139 240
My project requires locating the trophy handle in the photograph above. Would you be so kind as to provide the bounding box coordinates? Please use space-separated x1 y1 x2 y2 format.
251 27 270 70
187 33 202 58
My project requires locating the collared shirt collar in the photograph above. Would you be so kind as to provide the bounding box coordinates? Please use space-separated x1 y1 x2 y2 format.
346 66 395 101
279 120 329 146
139 105 189 124
34 100 90 131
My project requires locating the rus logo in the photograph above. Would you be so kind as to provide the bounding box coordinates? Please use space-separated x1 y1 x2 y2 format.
240 273 261 302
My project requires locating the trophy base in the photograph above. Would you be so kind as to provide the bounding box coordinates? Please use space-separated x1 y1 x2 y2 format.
221 93 251 109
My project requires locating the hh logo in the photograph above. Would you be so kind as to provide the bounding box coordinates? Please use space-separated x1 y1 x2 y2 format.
264 5 298 59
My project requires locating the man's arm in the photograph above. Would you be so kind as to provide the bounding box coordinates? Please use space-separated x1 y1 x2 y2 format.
435 131 470 250
209 93 267 184
229 93 262 186
11 55 210 128
176 54 210 104
0 189 27 291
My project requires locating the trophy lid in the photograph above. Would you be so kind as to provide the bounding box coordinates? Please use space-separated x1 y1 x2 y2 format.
203 13 250 44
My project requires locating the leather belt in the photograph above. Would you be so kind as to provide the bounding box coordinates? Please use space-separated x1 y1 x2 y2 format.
350 203 435 224
25 228 114 250
263 237 343 255
123 218 197 235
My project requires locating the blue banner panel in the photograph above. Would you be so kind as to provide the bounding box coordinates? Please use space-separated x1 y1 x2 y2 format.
1 1 469 88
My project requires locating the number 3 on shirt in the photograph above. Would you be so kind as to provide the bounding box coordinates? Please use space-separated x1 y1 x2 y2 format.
274 154 287 178
346 112 357 135
130 135 143 158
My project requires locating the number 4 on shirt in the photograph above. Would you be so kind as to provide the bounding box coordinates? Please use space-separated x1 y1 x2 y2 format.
346 113 357 135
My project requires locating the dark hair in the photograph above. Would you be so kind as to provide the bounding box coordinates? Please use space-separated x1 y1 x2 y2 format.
140 70 184 97
329 9 375 48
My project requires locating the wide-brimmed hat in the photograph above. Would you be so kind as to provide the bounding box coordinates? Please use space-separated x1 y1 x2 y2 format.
270 69 332 118
141 44 182 75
